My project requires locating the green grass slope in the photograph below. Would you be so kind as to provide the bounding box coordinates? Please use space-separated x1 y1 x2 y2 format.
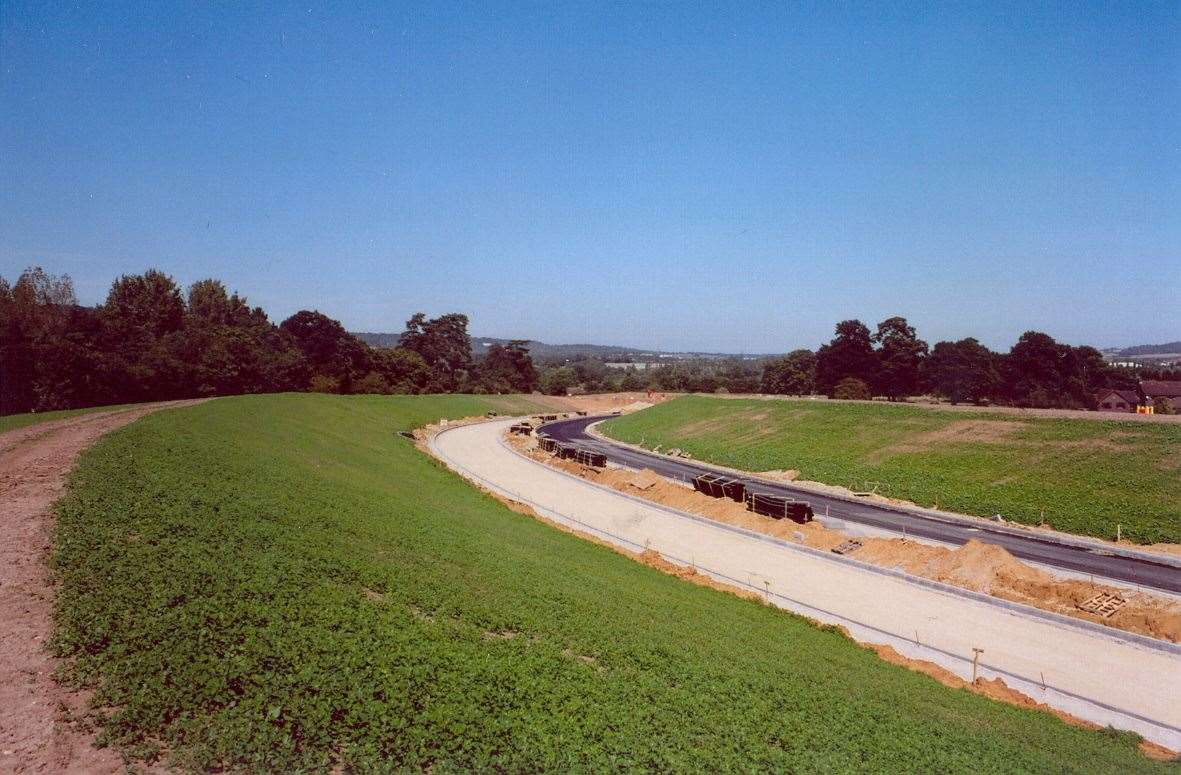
601 396 1181 545
52 393 1169 771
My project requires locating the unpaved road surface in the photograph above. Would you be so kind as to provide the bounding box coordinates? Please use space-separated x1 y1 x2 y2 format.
1 401 204 774
432 418 1181 751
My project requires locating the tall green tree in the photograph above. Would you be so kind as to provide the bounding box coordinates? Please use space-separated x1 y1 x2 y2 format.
815 320 877 396
1002 331 1061 406
0 267 105 412
371 347 433 394
761 349 817 394
873 316 928 400
479 340 538 393
400 313 473 392
925 338 1000 404
279 310 370 392
183 280 307 396
99 269 189 401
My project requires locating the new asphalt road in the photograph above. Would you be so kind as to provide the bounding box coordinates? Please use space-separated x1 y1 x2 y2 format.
542 415 1181 596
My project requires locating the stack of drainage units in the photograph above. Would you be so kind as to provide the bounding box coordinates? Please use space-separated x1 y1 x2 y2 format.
691 473 746 502
745 491 814 524
693 473 813 524
537 435 607 469
509 422 534 435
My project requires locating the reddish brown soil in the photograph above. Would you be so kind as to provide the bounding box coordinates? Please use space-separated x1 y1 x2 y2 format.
0 401 205 774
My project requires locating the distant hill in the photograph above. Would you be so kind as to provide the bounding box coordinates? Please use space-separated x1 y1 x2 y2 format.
1118 341 1181 357
351 332 767 363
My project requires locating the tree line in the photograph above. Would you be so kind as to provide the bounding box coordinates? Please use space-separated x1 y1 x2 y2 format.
0 267 537 415
2 266 1169 415
760 316 1161 409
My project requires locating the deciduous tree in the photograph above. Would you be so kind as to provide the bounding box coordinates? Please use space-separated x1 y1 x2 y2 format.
925 338 1000 404
873 316 928 400
815 320 877 396
400 313 473 392
761 349 817 394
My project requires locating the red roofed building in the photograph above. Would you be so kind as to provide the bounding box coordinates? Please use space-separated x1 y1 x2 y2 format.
1140 380 1181 411
1095 388 1142 413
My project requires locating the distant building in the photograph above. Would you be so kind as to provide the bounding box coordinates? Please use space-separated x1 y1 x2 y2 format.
1141 380 1181 410
1095 389 1142 413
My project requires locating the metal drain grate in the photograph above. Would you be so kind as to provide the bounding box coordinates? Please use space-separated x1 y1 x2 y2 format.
832 539 864 555
1078 592 1126 618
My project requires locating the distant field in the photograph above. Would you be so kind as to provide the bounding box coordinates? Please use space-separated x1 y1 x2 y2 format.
0 403 137 434
601 396 1181 545
48 393 1167 771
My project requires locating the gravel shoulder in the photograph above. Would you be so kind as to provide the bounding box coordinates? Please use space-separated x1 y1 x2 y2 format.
0 400 206 774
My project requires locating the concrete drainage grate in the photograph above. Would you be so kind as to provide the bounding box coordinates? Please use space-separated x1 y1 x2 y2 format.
832 539 864 556
1078 592 1127 618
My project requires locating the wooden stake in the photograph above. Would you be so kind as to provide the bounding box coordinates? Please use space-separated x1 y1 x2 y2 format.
971 648 984 682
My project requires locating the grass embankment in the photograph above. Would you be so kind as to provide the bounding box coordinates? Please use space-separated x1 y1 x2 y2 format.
53 394 1169 771
601 396 1181 545
0 403 139 434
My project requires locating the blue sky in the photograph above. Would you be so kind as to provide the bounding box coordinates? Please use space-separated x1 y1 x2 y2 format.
2 2 1178 353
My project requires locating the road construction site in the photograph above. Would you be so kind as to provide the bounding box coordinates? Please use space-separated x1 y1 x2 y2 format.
429 416 1181 751
543 414 1181 595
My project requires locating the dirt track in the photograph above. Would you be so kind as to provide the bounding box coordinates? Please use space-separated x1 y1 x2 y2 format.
0 401 204 774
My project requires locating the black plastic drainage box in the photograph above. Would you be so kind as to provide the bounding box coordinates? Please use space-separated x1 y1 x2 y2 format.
556 444 577 460
538 437 557 453
573 448 608 468
692 473 723 495
745 491 814 524
719 479 747 502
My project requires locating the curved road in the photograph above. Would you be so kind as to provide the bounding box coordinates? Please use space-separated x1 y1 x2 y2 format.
431 417 1181 749
542 415 1181 596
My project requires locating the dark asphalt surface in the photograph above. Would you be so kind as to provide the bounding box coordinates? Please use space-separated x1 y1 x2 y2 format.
541 415 1181 596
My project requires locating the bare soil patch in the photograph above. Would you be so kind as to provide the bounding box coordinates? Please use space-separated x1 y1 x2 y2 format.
868 419 1027 462
532 391 676 414
0 400 205 774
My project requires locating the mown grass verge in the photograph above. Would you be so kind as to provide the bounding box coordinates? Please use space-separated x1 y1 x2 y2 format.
601 396 1181 545
52 393 1170 771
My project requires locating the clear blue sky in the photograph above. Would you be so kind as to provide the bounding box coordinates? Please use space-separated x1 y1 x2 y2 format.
2 2 1178 353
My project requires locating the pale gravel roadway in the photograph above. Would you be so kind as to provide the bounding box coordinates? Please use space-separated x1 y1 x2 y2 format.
432 418 1181 751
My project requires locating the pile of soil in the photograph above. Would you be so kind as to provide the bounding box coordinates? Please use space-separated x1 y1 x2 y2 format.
755 469 800 482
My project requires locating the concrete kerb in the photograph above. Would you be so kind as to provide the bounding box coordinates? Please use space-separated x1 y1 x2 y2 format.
428 419 1181 748
580 418 1181 571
